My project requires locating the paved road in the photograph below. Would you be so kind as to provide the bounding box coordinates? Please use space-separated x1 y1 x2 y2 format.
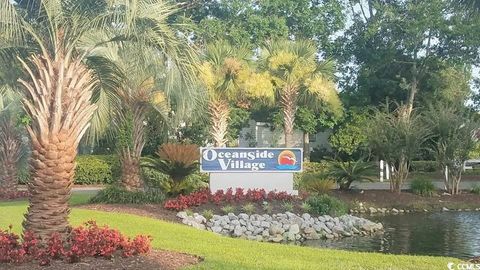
63 180 480 193
16 178 478 194
353 180 479 190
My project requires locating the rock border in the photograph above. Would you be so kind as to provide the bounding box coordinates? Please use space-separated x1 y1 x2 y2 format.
350 206 480 215
177 212 383 243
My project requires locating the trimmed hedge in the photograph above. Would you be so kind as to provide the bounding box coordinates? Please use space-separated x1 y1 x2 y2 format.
75 155 120 185
90 185 165 204
303 162 330 173
18 155 121 185
410 161 438 173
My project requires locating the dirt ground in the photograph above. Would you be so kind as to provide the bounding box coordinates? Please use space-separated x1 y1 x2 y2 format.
0 250 201 270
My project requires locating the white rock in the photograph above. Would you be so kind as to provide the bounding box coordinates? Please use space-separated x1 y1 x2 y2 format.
176 211 188 219
288 224 300 234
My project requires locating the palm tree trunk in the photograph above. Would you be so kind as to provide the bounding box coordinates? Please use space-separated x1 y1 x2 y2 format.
0 119 21 194
24 133 76 238
120 151 142 190
281 85 298 147
209 99 229 147
0 163 19 194
120 106 146 191
18 50 97 240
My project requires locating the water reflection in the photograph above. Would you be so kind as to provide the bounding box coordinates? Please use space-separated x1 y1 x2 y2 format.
303 212 480 259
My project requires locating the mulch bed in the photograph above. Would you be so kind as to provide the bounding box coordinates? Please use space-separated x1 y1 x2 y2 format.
331 190 480 210
81 204 180 223
0 250 202 270
81 189 480 221
81 199 307 219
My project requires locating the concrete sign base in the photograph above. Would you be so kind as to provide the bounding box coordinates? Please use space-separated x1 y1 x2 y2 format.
209 172 298 195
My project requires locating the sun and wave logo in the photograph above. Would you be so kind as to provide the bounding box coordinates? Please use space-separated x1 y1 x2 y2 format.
276 150 299 170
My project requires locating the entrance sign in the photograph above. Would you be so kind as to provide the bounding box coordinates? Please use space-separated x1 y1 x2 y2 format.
200 148 303 173
202 148 302 195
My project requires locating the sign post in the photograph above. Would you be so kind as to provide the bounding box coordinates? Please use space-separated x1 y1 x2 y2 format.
200 148 302 194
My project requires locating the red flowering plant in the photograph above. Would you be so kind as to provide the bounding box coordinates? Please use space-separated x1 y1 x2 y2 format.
0 221 152 266
164 188 297 211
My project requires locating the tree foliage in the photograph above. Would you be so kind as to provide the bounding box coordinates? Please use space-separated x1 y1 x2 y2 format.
424 103 478 194
365 106 430 193
329 109 369 158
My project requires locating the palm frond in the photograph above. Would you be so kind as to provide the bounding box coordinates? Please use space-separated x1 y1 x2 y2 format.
0 0 26 45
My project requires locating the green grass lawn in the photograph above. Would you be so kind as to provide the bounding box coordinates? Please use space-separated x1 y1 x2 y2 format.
0 194 459 270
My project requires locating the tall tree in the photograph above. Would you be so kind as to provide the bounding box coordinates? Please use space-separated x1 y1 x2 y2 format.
424 103 478 195
1 0 193 239
338 0 480 111
175 0 345 50
366 105 430 193
0 113 22 195
105 43 197 190
260 39 341 147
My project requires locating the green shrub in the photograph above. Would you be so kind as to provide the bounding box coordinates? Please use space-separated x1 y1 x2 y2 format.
410 177 436 196
294 162 330 188
306 194 347 216
202 209 214 220
303 162 330 173
142 144 201 196
326 159 373 190
262 203 273 214
76 156 114 185
299 173 335 194
89 185 165 204
221 205 235 214
142 166 208 197
471 184 480 195
242 203 256 214
301 202 312 213
411 161 438 173
282 201 294 212
18 155 120 185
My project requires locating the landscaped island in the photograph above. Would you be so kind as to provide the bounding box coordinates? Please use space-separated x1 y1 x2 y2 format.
1 0 480 269
0 196 462 270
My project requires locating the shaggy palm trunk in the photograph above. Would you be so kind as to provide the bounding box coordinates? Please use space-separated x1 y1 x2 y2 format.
390 157 409 193
445 165 462 195
281 85 299 148
209 99 229 147
120 107 146 191
0 119 21 194
18 48 97 240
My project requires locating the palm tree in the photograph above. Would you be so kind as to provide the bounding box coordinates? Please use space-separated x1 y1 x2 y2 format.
198 40 273 147
1 0 194 239
0 113 22 195
260 39 341 147
98 43 197 191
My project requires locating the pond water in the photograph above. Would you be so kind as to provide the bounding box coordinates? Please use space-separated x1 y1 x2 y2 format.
303 212 480 259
